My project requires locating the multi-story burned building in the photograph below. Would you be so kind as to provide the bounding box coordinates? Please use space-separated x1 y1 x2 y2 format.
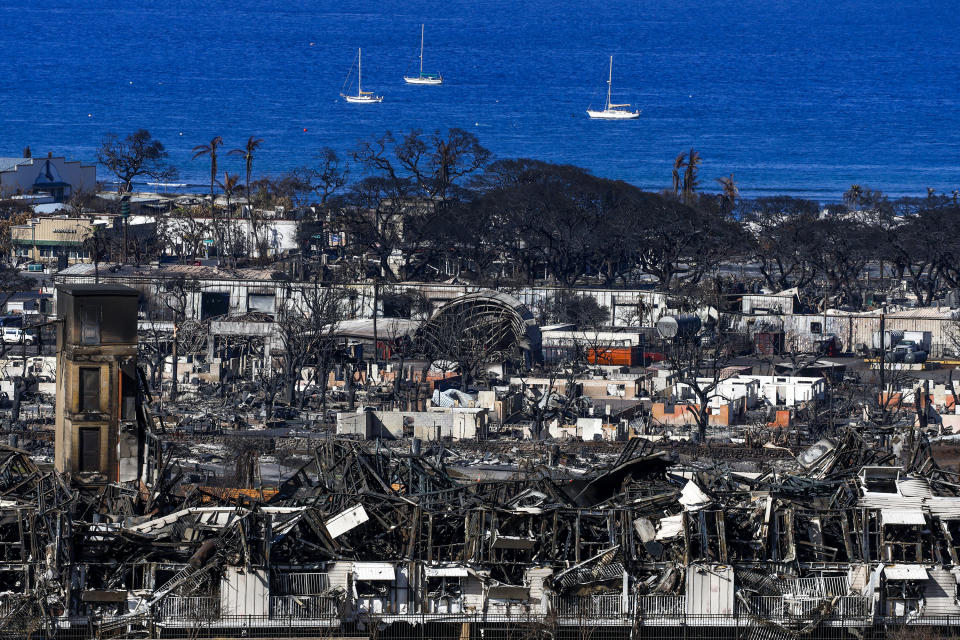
53 285 142 478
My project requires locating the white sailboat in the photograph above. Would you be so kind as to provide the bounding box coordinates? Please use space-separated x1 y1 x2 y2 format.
341 48 383 103
403 24 443 85
586 56 639 120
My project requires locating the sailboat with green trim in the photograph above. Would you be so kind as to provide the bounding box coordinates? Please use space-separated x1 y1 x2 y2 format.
403 25 443 85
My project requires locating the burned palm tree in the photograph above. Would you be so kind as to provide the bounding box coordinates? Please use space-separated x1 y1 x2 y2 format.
192 135 224 208
216 172 242 264
229 137 265 259
715 173 739 214
228 136 264 203
218 171 241 216
843 183 863 210
682 148 701 205
671 151 686 196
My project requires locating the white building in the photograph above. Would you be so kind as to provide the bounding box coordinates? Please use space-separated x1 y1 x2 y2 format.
739 374 827 407
675 374 826 411
156 215 298 260
0 156 97 202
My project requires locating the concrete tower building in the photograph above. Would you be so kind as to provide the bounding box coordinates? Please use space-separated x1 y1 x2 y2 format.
54 284 141 479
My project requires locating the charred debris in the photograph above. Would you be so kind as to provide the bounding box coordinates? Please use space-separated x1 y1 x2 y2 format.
3 283 960 637
1 419 960 636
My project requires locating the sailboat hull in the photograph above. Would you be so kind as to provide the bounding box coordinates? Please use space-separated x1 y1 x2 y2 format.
586 108 640 119
403 75 443 85
587 56 639 119
342 48 382 103
343 94 383 103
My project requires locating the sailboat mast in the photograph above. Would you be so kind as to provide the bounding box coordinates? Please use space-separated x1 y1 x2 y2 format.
607 56 613 109
358 48 362 96
419 24 424 76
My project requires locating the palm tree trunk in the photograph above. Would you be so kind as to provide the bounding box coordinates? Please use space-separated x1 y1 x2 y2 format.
245 164 252 210
209 155 217 211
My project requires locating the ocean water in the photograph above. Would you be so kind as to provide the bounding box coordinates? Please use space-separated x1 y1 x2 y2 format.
2 0 959 199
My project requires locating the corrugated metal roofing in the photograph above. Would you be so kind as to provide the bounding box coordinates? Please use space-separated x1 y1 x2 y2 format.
859 495 960 519
880 509 926 526
898 477 934 498
884 565 928 581
353 562 395 581
886 307 960 320
923 568 960 615
58 284 138 296
425 566 469 577
332 318 421 339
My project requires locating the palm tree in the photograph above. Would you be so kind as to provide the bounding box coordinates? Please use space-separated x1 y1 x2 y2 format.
217 172 241 265
192 136 224 208
229 137 265 261
218 171 241 216
682 148 701 205
843 184 863 210
716 173 738 214
228 136 264 205
672 152 687 196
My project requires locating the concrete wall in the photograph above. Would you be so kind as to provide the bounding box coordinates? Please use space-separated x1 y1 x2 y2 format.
509 376 641 400
652 401 738 427
577 418 604 441
738 375 826 407
376 412 407 439
526 567 554 615
336 409 488 440
336 411 374 438
377 409 489 441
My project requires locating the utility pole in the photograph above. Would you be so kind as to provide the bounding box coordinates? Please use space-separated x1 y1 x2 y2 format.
120 195 131 264
878 304 887 424
20 330 27 378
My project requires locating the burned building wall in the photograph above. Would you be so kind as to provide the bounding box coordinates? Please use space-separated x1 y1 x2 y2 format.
54 284 140 478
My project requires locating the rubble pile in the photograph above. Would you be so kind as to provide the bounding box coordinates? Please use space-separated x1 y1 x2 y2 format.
0 424 955 637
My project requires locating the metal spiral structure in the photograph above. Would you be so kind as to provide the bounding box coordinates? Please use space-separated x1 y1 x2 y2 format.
417 290 542 366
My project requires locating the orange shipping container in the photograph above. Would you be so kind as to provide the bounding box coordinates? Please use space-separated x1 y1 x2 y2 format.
588 346 641 366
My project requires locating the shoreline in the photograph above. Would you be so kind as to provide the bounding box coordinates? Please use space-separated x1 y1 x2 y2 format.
107 176 923 205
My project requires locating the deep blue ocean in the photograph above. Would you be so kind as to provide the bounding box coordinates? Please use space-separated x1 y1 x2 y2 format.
3 0 960 199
